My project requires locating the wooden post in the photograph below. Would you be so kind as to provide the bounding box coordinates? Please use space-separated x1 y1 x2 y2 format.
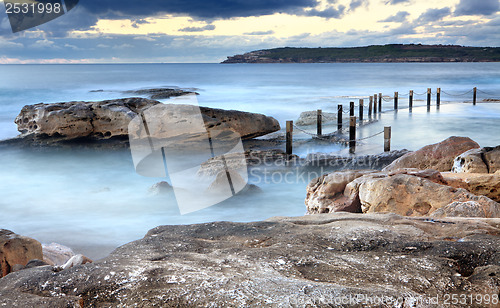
427 88 431 111
409 90 413 111
394 92 398 110
384 126 391 152
337 104 343 131
359 99 364 123
374 94 378 110
286 121 293 158
373 96 377 114
349 116 356 154
437 88 441 107
317 109 322 137
368 96 373 117
378 93 382 113
473 87 477 105
350 101 355 117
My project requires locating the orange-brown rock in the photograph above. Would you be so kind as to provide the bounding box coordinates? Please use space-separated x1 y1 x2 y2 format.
0 230 43 277
383 136 480 172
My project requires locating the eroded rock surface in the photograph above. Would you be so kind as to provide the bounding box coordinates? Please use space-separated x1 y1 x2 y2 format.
452 146 500 174
0 213 499 307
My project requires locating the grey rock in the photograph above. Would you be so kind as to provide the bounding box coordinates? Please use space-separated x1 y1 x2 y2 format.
0 213 499 307
295 110 336 126
452 146 500 174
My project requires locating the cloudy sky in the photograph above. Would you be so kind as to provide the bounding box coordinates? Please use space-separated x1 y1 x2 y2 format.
0 0 499 63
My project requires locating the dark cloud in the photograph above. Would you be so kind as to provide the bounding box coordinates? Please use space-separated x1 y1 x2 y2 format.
455 0 500 16
78 0 319 19
178 24 216 32
244 30 275 35
380 11 410 22
385 0 411 4
418 7 451 23
303 6 346 18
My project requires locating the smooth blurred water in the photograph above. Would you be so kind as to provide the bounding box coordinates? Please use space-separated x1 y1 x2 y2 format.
0 63 499 259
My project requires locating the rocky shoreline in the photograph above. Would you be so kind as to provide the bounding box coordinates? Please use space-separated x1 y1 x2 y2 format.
1 94 500 306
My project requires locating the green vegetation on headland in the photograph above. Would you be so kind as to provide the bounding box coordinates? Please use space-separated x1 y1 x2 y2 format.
221 44 500 63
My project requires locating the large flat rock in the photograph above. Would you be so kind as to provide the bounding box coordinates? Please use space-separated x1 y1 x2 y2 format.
0 213 499 307
12 98 280 145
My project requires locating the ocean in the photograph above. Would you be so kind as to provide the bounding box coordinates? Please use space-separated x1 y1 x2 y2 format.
1 63 499 259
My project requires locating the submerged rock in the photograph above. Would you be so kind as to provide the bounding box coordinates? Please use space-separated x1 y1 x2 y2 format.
0 213 499 307
383 136 480 172
125 87 199 100
295 110 336 126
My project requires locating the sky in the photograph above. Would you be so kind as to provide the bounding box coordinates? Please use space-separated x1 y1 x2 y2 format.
0 0 499 63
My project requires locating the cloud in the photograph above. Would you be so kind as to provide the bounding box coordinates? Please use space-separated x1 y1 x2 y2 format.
385 0 411 4
418 7 451 23
302 6 346 18
78 0 319 19
380 11 410 22
349 0 368 11
244 30 275 35
455 0 500 16
178 24 216 32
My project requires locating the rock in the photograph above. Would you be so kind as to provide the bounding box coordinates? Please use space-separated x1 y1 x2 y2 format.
42 243 76 266
0 213 499 307
442 172 500 203
58 254 93 271
431 201 487 218
24 259 51 269
148 181 173 195
12 98 280 145
0 230 43 277
125 87 199 100
383 136 480 172
295 110 336 126
452 146 500 173
357 173 500 217
305 170 376 214
304 149 409 171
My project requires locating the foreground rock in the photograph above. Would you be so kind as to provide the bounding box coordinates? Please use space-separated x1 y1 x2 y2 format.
12 98 280 145
0 213 499 307
452 146 500 173
443 172 500 203
306 168 500 218
0 230 43 277
383 136 480 172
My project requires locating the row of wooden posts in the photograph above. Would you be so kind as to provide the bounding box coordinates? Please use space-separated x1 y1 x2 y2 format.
285 87 479 156
286 116 391 155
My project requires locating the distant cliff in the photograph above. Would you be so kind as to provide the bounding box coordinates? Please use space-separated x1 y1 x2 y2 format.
222 44 500 63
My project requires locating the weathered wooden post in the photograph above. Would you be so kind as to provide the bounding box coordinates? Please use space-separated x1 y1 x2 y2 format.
368 96 373 117
286 121 293 158
349 116 356 154
473 87 477 105
437 88 441 107
378 93 382 112
359 99 364 123
374 96 378 114
427 88 431 111
374 94 378 110
337 104 343 131
350 101 355 117
384 126 391 152
394 92 398 110
317 109 322 137
409 90 413 111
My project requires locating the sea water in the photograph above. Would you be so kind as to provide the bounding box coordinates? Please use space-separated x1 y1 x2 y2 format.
0 63 499 259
